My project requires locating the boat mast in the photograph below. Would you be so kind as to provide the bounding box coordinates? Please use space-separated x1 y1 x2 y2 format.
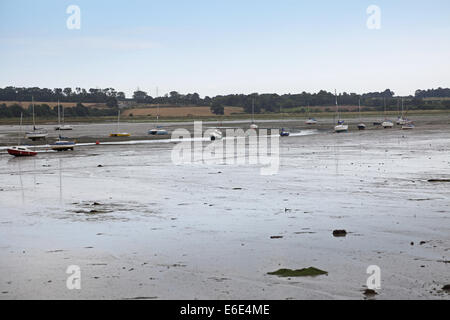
18 112 23 145
358 98 361 121
335 89 339 122
57 100 61 127
156 86 159 123
401 98 404 118
252 98 255 124
32 96 36 130
117 109 120 132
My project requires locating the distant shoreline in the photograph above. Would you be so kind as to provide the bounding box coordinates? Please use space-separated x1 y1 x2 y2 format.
0 109 448 125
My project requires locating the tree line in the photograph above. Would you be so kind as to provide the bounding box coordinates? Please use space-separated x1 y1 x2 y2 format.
0 87 122 107
0 103 117 118
0 86 449 117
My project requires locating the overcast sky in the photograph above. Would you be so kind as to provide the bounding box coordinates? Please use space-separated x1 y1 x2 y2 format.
0 0 449 98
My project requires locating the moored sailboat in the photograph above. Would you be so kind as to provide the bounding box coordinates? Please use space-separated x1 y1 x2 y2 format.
26 96 48 141
334 90 348 133
250 98 258 129
148 87 169 136
55 101 73 131
7 113 37 157
381 98 394 128
357 99 366 130
110 109 130 137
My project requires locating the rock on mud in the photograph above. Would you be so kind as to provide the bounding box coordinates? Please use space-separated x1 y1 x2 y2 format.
333 230 347 237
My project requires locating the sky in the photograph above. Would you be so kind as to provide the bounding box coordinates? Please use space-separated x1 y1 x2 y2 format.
0 0 449 98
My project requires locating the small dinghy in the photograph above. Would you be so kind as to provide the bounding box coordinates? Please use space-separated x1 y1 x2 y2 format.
382 120 394 128
149 127 169 135
50 139 75 151
110 109 130 137
402 122 415 130
357 123 366 130
305 118 318 125
335 120 349 133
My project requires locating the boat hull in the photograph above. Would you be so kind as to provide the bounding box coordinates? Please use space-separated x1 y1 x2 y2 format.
26 133 48 141
55 126 73 131
109 133 130 137
334 125 348 133
7 147 37 157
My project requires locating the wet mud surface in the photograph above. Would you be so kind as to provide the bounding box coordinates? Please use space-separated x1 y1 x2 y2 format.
0 116 449 299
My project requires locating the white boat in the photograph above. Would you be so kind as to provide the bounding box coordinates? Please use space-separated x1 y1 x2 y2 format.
26 96 48 141
305 104 318 125
334 90 348 133
55 102 73 130
335 122 349 133
382 120 394 128
149 127 169 135
50 139 75 151
396 98 408 125
26 129 48 140
402 122 415 130
381 98 394 128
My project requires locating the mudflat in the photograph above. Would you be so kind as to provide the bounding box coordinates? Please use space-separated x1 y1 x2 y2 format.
0 115 449 299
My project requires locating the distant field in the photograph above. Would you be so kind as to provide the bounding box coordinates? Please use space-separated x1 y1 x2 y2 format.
0 101 107 108
122 106 244 117
423 97 450 101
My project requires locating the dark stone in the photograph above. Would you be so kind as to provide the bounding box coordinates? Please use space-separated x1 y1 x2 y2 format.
333 230 347 237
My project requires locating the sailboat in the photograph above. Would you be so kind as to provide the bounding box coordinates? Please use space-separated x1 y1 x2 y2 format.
109 109 130 137
305 104 318 125
334 90 348 133
357 99 366 130
401 100 414 129
149 88 168 136
396 98 408 125
55 101 73 131
382 98 394 128
278 105 290 136
26 96 48 141
7 113 37 157
50 137 75 151
250 98 258 129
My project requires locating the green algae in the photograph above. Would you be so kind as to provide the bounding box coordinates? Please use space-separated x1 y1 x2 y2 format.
268 267 328 277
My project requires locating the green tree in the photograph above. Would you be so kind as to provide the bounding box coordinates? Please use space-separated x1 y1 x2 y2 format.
210 101 224 115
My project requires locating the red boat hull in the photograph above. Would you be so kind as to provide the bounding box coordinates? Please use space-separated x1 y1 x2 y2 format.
7 148 37 157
